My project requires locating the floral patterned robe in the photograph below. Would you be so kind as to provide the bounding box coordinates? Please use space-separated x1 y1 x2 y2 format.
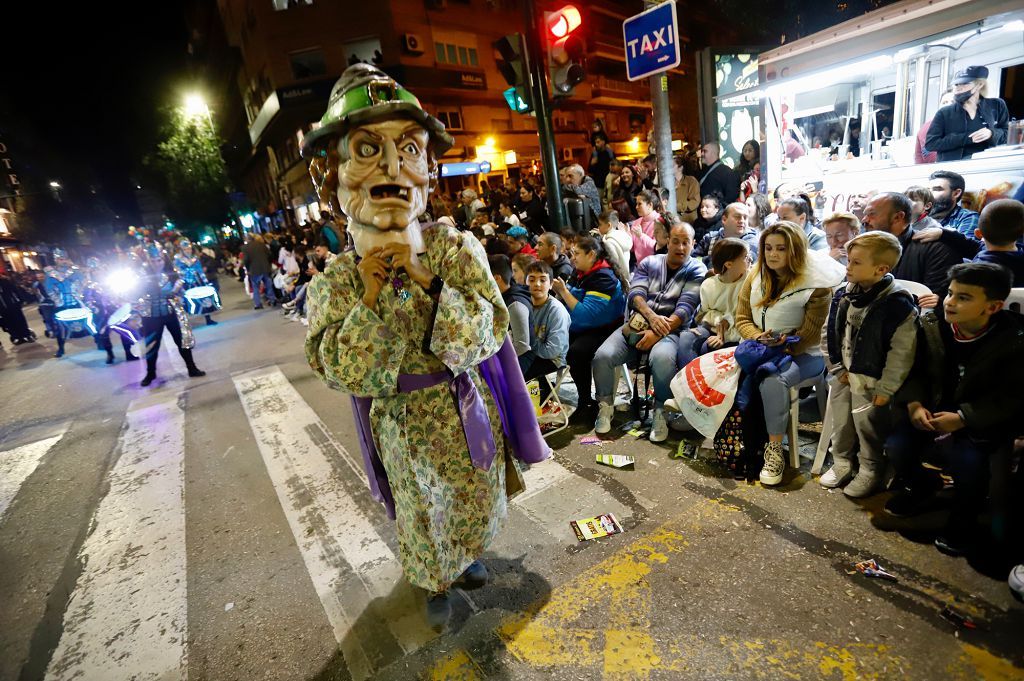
305 223 512 592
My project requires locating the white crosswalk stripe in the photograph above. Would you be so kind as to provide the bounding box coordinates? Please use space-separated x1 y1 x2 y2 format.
0 364 641 681
45 393 188 681
0 426 68 520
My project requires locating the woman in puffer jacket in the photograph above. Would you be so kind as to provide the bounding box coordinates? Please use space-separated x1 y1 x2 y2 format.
735 220 846 487
551 236 627 426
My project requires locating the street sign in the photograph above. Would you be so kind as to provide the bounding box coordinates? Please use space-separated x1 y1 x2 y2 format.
622 1 681 82
440 161 492 178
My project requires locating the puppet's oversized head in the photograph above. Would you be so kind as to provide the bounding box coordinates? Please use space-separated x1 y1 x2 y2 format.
302 64 454 256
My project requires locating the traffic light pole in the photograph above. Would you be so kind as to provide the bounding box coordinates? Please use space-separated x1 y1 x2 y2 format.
647 0 676 214
523 0 568 231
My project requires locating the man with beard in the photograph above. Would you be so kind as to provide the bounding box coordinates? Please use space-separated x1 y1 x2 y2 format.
928 170 980 237
301 64 548 630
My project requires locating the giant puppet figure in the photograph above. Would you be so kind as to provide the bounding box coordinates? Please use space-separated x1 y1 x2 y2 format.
302 64 549 629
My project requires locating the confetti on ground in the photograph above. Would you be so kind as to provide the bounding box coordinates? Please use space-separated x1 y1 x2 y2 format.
596 453 635 468
579 435 604 446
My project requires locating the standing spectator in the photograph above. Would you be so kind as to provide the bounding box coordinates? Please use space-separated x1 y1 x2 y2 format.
488 255 532 358
637 154 658 190
862 192 963 306
243 234 278 309
536 233 574 282
626 189 664 264
925 66 1009 162
0 273 34 345
673 155 700 224
699 141 740 203
588 133 616 190
885 263 1023 559
591 222 707 442
736 140 761 199
611 165 642 221
777 197 828 251
822 212 861 265
734 221 846 486
928 170 980 236
819 232 918 497
551 236 626 425
517 183 548 235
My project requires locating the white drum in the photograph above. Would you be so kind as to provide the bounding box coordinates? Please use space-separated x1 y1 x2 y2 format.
108 303 141 343
183 285 221 315
55 307 96 338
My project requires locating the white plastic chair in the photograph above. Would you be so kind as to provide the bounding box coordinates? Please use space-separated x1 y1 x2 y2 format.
787 372 828 469
1006 288 1024 315
894 279 934 308
811 382 834 475
537 367 570 439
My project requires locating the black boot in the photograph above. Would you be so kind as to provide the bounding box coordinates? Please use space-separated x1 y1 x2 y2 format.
54 338 65 358
106 348 115 365
141 356 157 387
181 349 206 378
205 315 217 326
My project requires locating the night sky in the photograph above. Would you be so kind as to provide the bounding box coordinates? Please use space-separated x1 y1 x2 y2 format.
4 1 190 222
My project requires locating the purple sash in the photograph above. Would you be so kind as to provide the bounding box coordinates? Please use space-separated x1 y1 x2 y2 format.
350 335 550 519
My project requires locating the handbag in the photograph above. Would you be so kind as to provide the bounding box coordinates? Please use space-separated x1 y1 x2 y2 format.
627 311 650 333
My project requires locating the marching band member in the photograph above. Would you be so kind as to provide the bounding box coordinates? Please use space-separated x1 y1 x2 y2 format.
137 244 206 387
44 248 85 358
173 238 219 326
83 257 138 365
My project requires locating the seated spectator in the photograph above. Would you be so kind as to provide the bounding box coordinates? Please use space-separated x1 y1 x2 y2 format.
511 253 536 286
488 255 532 358
519 261 571 398
517 183 548 235
746 193 772 232
564 164 603 226
652 216 670 255
498 200 521 227
862 192 963 308
822 212 861 265
696 201 759 260
537 233 574 282
612 164 643 221
626 189 664 263
819 232 918 498
595 210 633 283
912 199 1024 286
886 263 1024 559
551 237 627 425
559 229 580 254
904 186 943 231
677 238 751 369
458 188 486 228
777 197 828 251
504 226 537 257
929 170 979 236
592 222 707 442
735 221 846 486
692 193 724 244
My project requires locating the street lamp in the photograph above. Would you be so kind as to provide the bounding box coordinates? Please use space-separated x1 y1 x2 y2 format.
184 93 215 131
49 181 61 189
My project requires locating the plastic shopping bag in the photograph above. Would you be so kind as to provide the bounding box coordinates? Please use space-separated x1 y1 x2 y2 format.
669 348 741 439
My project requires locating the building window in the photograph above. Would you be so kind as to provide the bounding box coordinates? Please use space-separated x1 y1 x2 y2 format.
272 0 312 10
290 48 326 80
435 41 478 67
436 109 463 131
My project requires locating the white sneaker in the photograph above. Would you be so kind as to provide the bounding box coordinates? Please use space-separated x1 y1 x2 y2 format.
595 402 614 434
649 409 668 442
759 442 786 486
663 398 680 413
819 465 852 489
1009 564 1024 602
282 300 296 310
300 317 309 326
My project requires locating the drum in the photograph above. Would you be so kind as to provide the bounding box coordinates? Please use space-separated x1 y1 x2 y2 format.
55 307 97 339
183 285 221 315
108 303 142 344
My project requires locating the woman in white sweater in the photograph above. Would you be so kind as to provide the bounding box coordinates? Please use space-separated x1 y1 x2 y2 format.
735 221 846 486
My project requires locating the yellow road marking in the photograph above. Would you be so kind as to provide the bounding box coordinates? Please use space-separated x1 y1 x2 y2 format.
949 644 1024 681
424 648 484 681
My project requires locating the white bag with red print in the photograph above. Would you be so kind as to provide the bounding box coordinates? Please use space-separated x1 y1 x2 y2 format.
669 348 741 439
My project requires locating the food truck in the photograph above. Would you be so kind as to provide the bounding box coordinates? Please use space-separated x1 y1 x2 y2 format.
756 0 1024 217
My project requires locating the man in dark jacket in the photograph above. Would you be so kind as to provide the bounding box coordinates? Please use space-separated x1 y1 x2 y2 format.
536 233 574 282
242 235 277 309
924 65 1009 162
886 263 1024 558
698 141 739 204
862 192 962 307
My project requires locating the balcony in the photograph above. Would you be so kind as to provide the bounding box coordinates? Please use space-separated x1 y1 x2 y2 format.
589 75 650 108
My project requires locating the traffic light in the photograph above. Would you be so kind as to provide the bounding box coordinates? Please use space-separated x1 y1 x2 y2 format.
493 33 533 114
544 4 586 97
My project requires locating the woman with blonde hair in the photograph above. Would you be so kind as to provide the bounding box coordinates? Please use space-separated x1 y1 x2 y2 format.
925 65 1009 162
735 220 846 486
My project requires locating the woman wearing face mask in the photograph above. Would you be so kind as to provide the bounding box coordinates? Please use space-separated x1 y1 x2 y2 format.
925 66 1009 162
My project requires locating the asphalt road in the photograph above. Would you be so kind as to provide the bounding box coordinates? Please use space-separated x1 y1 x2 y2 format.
1 279 1022 681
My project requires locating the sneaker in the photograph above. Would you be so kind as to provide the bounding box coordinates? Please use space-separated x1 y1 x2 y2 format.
759 441 785 486
649 408 668 443
663 398 680 413
819 464 853 489
595 402 614 434
188 367 206 378
934 533 971 557
425 591 452 630
54 349 64 358
282 300 296 310
1009 564 1024 602
300 317 308 326
253 305 264 310
454 560 488 590
843 470 883 498
205 318 218 326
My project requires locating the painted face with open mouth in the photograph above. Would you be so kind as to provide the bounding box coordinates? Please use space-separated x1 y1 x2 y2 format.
336 119 431 233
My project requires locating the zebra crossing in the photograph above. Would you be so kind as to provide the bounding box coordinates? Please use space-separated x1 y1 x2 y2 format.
0 364 649 681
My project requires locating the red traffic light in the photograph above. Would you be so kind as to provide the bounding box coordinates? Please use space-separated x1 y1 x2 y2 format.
547 5 582 39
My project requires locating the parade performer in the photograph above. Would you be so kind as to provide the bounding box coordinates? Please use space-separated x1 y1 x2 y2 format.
302 64 549 629
136 244 205 387
173 238 219 326
83 257 138 364
0 273 35 345
44 248 86 358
